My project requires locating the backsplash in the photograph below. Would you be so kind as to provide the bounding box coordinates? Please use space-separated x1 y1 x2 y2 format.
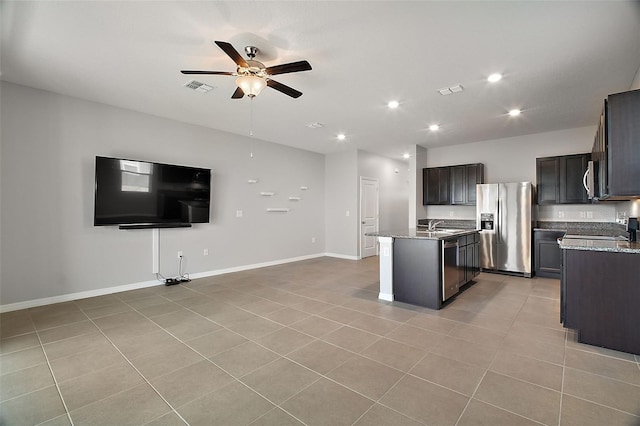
536 204 617 222
417 219 476 229
536 221 627 236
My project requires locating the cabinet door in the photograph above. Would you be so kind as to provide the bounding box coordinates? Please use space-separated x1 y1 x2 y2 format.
465 241 479 278
465 164 484 205
437 168 451 204
423 168 437 205
607 89 640 197
534 231 564 278
536 157 559 204
450 166 466 205
457 244 467 285
423 167 450 205
559 154 590 204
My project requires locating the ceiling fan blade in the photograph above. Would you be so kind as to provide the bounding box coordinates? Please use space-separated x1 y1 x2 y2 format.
266 60 312 76
231 87 245 99
214 41 248 68
267 79 302 98
181 70 234 75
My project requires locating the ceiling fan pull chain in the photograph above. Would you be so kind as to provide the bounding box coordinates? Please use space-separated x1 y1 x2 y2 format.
249 97 254 158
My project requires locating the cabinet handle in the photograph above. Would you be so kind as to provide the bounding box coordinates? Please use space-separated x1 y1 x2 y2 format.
583 167 590 194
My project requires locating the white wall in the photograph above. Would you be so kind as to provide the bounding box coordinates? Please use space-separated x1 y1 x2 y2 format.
1 82 326 307
357 150 409 233
415 146 428 221
324 150 358 258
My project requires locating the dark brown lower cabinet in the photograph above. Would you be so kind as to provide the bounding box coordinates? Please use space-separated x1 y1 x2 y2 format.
534 230 564 278
562 249 640 355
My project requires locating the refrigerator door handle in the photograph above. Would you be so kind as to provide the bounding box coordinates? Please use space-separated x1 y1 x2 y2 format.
496 198 501 244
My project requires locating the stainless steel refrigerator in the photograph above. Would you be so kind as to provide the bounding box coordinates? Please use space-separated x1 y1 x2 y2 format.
476 182 533 277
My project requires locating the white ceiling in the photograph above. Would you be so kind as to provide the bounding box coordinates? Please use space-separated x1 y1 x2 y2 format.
2 1 639 160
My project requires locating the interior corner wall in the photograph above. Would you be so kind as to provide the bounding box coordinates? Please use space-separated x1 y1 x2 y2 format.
630 64 640 90
415 145 428 221
0 82 325 307
324 149 358 258
356 150 409 234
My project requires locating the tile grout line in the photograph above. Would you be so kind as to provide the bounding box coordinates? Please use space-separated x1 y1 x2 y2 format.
453 286 542 426
69 301 192 426
29 313 76 426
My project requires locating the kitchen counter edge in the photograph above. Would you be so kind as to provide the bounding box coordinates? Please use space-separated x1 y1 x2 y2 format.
366 228 479 241
558 238 640 254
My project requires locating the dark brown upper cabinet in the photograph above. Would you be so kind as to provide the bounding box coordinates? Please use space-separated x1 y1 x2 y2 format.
593 88 640 200
423 163 484 206
423 167 450 205
536 154 590 205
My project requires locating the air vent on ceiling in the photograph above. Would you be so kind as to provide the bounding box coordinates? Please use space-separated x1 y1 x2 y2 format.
437 84 464 96
184 80 214 93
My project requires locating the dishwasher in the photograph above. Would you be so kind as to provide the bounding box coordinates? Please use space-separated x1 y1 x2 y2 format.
442 239 459 301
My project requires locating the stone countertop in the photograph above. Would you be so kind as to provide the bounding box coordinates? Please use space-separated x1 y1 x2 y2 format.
366 228 479 241
558 237 640 254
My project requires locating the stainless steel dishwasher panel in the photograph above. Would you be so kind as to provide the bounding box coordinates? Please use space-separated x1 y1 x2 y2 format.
442 239 459 301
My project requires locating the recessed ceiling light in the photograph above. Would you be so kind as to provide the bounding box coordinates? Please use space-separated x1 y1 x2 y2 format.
307 122 324 129
403 153 410 159
337 133 346 140
508 109 521 117
487 73 502 83
429 124 440 131
388 100 399 109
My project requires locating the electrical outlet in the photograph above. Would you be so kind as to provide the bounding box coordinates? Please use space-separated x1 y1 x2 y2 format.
203 249 209 256
346 210 350 217
558 211 565 219
586 211 593 219
177 251 183 258
311 237 316 243
449 211 454 217
580 211 586 219
236 210 243 218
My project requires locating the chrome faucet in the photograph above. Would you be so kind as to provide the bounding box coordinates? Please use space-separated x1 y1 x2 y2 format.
428 220 443 230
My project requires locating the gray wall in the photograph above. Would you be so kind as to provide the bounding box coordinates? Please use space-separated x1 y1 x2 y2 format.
1 82 325 306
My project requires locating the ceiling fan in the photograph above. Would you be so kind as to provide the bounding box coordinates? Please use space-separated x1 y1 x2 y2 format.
181 41 312 99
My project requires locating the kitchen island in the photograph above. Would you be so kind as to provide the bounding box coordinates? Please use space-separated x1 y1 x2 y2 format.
559 236 640 355
367 228 480 309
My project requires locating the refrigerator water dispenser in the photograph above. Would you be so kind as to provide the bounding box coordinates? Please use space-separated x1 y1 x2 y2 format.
480 213 494 230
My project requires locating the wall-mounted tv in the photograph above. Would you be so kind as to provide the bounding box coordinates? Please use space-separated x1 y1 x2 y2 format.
94 156 211 229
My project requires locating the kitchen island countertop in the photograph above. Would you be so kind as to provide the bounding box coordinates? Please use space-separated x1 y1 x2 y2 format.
366 228 479 240
558 237 640 254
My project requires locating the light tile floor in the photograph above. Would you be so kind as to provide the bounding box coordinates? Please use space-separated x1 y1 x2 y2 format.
1 256 639 425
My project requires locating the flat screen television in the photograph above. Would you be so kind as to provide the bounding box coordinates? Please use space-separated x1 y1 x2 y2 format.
94 156 211 228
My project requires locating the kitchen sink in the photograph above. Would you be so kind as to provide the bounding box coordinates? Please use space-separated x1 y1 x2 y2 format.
416 229 455 235
417 228 463 234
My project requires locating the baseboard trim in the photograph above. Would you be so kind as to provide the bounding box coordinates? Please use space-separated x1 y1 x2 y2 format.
324 252 360 261
0 279 161 313
378 292 394 302
188 253 326 279
0 252 329 313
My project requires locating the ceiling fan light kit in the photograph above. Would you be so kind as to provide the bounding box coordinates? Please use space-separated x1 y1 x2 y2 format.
235 75 266 98
181 40 312 99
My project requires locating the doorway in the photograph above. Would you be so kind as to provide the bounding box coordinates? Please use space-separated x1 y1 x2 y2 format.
360 177 379 258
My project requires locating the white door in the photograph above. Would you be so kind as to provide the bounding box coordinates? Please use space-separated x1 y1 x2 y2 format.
360 177 379 258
